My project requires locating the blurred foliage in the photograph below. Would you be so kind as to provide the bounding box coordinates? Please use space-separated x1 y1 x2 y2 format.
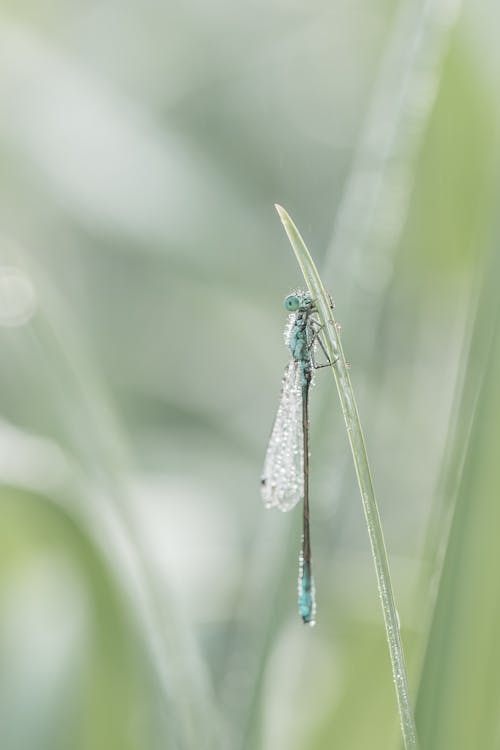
0 1 500 749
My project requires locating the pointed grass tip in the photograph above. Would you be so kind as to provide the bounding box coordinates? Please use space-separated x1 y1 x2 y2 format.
274 204 288 223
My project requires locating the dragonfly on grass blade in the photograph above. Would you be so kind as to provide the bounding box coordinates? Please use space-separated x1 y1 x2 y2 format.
261 291 334 626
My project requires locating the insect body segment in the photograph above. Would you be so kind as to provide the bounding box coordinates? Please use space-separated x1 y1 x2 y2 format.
287 294 314 388
298 553 316 624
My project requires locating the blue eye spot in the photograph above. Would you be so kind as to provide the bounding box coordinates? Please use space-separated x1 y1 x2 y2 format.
284 294 300 312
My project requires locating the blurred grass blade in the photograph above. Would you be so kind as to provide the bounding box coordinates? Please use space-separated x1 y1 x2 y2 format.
323 0 462 289
8 247 220 750
276 205 419 750
416 232 500 749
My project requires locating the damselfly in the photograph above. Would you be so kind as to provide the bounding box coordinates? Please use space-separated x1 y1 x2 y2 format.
261 291 332 626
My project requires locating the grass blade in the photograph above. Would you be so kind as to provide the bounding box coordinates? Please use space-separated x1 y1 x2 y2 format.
415 229 500 748
276 204 419 750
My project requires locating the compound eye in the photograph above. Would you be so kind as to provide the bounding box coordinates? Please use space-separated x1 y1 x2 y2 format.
284 294 300 312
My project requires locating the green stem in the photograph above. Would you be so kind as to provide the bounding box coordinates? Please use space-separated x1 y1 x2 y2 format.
276 205 419 750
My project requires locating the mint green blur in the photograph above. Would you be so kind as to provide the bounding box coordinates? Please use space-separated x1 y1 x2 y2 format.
0 2 499 750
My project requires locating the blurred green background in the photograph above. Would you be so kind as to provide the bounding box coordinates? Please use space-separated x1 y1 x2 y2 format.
0 1 499 748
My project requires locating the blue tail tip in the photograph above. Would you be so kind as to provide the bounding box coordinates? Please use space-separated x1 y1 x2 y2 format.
298 567 316 626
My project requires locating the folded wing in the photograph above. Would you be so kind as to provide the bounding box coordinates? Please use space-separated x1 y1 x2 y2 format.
261 360 304 512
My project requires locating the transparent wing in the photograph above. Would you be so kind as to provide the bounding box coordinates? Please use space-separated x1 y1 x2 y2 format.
261 360 304 512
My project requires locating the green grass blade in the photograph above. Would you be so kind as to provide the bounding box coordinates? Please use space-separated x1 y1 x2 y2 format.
415 235 500 749
7 247 220 750
276 204 419 750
